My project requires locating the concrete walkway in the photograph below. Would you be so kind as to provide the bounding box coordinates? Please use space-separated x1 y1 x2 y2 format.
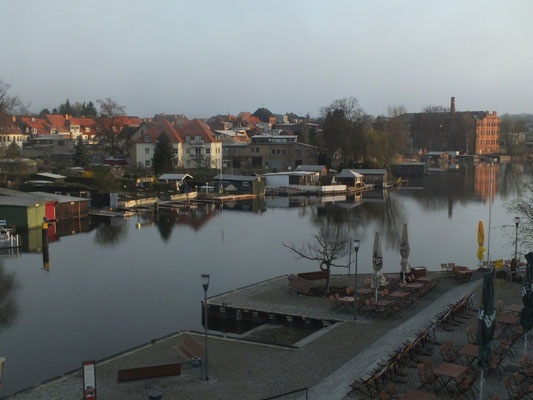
307 279 482 400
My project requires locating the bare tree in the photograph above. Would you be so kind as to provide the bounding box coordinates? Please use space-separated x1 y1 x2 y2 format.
283 227 347 295
0 79 22 114
96 97 126 156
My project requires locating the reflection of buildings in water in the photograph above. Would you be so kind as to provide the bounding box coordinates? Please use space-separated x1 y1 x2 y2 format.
222 198 266 213
265 196 323 209
475 163 499 200
19 218 91 253
362 189 389 202
0 262 18 331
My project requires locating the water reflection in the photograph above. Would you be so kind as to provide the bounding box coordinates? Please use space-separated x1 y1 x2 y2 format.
93 218 128 247
0 260 18 332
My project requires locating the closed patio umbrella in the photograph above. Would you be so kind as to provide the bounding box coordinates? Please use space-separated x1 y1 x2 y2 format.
399 223 410 283
477 270 495 399
372 232 383 301
477 221 486 267
519 252 533 352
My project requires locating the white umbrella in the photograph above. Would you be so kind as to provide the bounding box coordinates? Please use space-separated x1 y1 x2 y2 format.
372 232 383 300
400 223 411 282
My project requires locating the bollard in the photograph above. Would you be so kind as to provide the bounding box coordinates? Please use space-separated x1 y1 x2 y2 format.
42 222 49 270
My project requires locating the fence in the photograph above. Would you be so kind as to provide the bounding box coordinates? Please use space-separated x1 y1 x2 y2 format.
261 387 308 400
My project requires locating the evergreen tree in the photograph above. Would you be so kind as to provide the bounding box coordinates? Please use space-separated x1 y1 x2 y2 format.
73 136 90 167
38 108 50 118
152 133 175 175
6 142 22 158
84 101 97 116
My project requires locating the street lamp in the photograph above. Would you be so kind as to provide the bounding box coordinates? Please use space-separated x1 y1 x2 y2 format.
514 216 520 263
201 274 210 381
0 357 5 392
353 240 360 321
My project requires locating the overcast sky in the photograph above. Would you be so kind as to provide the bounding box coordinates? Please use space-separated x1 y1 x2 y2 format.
1 0 532 118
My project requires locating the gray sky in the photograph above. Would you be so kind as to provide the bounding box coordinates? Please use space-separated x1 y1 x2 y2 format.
1 0 532 118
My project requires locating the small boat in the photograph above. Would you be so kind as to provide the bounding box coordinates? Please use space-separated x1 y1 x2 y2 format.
0 227 21 249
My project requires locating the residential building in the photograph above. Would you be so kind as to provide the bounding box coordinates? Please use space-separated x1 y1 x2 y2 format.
45 114 70 135
17 116 51 136
181 119 222 169
0 115 26 148
129 119 182 169
23 134 75 158
67 117 97 141
223 135 318 172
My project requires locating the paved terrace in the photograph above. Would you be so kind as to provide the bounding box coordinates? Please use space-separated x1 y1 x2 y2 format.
9 276 481 400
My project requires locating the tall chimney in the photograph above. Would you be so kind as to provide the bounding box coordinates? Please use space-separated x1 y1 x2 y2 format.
451 97 455 115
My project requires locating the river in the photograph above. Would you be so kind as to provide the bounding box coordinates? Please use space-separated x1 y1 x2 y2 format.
0 162 530 396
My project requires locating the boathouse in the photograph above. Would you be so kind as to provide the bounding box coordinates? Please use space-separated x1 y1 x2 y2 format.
0 196 46 229
213 174 266 195
158 173 193 192
335 169 364 188
353 169 388 187
262 171 320 189
391 163 427 178
30 192 90 220
294 165 328 176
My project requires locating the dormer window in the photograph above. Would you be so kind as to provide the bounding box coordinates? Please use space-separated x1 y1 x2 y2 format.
186 136 191 143
144 136 150 143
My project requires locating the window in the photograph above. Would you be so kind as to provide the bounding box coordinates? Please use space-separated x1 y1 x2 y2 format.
256 147 259 152
206 148 210 154
144 135 150 143
186 148 190 153
296 149 302 157
195 148 201 155
145 160 150 166
242 182 250 187
145 148 150 154
272 149 275 154
85 127 90 132
186 136 191 142
173 148 178 154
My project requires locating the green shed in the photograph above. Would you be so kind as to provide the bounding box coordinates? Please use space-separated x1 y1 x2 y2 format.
0 196 46 229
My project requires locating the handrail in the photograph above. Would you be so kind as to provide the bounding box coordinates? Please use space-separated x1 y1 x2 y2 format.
261 387 308 400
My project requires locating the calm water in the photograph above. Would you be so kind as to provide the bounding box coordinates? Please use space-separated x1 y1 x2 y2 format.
0 162 531 396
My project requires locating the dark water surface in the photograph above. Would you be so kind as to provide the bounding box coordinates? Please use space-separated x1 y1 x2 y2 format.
0 162 530 396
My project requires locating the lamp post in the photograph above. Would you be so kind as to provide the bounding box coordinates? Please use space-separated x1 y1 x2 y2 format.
353 240 360 320
514 216 520 263
201 274 210 381
0 357 5 392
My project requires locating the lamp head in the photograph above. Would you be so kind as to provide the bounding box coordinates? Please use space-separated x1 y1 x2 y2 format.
515 216 520 226
201 274 210 291
354 239 360 253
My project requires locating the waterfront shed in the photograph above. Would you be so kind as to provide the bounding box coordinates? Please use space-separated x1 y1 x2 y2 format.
213 174 266 195
294 165 328 176
30 192 90 220
335 170 364 188
262 171 320 189
158 173 193 192
353 169 388 187
0 196 46 229
31 172 66 183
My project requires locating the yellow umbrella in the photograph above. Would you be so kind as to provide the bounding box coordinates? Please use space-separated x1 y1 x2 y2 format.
477 221 486 263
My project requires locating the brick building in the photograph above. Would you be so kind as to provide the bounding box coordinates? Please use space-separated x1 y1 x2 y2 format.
403 97 500 155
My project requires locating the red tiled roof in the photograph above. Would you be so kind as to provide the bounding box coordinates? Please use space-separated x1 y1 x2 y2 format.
135 119 182 144
20 117 51 133
69 117 97 127
179 119 219 143
45 114 67 127
0 115 23 135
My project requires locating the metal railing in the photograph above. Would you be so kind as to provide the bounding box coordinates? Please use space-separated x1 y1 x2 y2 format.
261 387 308 400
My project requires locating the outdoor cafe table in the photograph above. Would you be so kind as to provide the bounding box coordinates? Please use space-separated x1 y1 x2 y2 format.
338 296 355 304
505 304 523 314
459 343 478 365
496 314 520 335
389 291 410 299
399 390 436 400
405 283 424 290
433 362 468 391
